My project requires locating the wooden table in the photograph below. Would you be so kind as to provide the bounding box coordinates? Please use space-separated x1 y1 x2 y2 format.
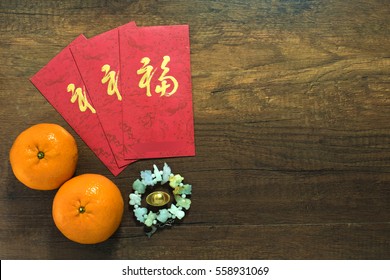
1 0 389 259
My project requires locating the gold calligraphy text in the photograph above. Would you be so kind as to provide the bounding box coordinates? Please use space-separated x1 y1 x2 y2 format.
66 83 96 113
137 56 178 97
101 64 122 101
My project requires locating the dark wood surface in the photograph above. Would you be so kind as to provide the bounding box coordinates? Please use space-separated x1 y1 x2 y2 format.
1 0 389 260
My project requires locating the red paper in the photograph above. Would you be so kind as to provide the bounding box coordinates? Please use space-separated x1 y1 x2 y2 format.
30 35 126 176
71 22 137 167
119 25 195 159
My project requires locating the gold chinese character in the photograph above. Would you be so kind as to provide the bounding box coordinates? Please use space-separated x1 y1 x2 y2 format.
156 56 178 97
66 83 96 113
137 57 156 97
101 64 122 101
137 56 178 97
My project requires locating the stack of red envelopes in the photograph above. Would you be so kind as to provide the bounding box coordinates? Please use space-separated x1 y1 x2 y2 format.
30 22 195 176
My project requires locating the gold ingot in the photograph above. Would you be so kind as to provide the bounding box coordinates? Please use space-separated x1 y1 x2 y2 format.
146 191 170 207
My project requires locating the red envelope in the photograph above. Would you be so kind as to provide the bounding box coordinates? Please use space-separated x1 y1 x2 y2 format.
71 22 137 168
119 25 195 159
30 35 126 176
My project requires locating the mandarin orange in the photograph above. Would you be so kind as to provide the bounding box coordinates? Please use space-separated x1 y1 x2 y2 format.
52 174 124 244
9 123 78 190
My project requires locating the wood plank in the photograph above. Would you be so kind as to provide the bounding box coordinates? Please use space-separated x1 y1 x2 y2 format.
0 223 389 259
1 0 389 259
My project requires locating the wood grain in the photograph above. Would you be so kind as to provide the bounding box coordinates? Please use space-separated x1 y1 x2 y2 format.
1 0 389 259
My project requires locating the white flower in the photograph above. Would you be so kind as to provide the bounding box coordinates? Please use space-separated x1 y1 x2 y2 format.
129 193 141 206
169 204 185 220
133 207 148 223
161 163 171 184
153 164 162 182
